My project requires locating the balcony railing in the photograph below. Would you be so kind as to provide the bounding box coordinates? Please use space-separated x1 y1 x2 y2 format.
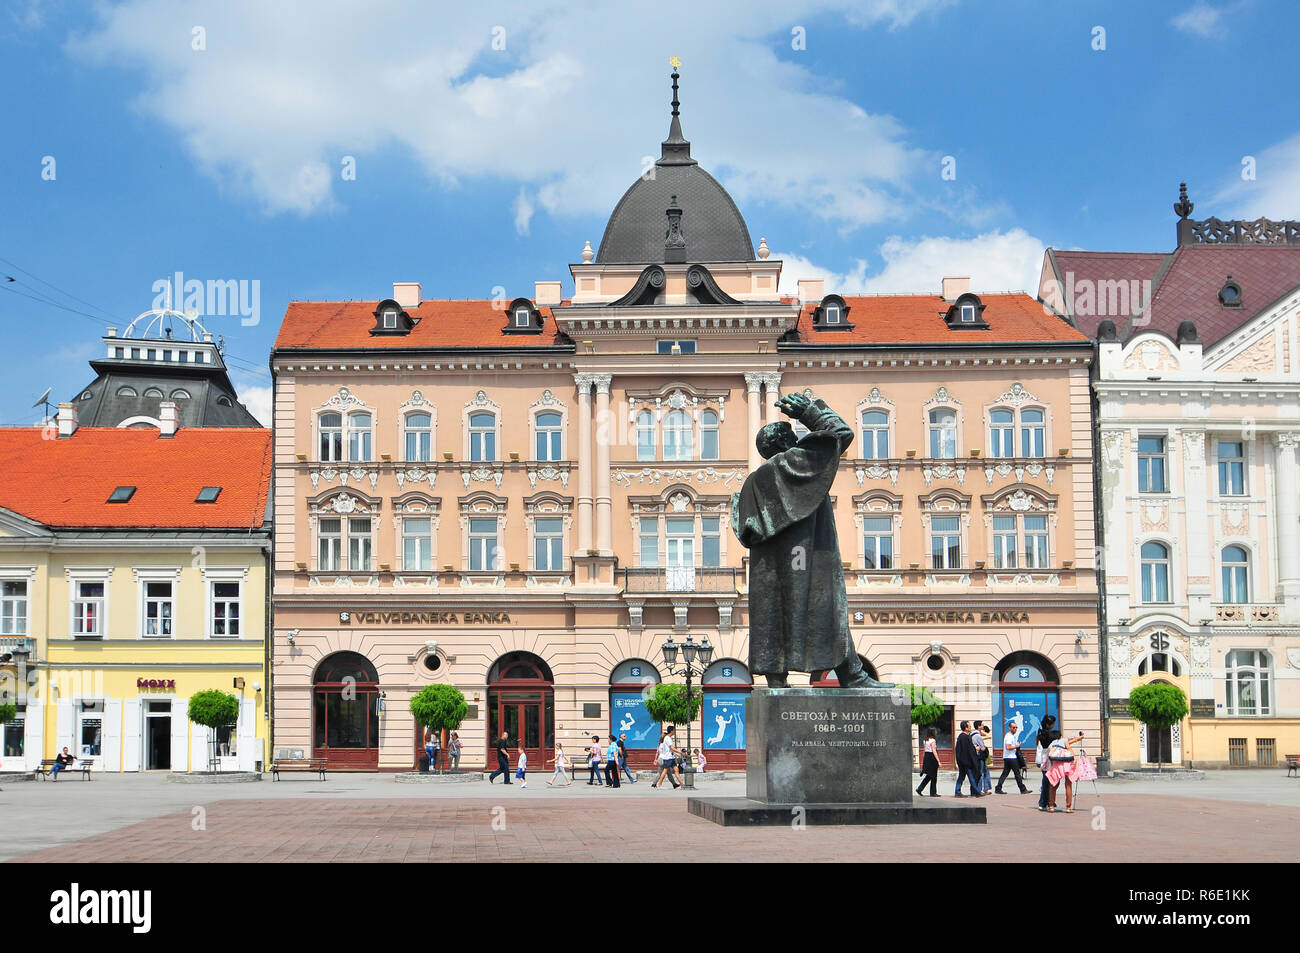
1214 604 1281 624
620 567 741 594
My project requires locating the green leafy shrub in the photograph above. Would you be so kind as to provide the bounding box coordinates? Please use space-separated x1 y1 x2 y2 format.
1128 683 1189 772
642 683 702 726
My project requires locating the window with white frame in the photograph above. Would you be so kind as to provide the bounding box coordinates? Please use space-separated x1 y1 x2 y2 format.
663 410 693 461
534 517 564 570
701 516 721 567
1221 545 1250 603
1137 651 1182 676
930 516 961 569
862 516 893 569
1023 515 1049 568
468 518 500 571
1225 649 1272 716
347 412 373 462
319 412 343 462
1 580 27 635
992 516 1018 568
1217 441 1245 496
1137 435 1167 492
513 306 531 328
535 412 562 462
1020 409 1045 458
860 411 889 460
402 518 433 571
211 581 241 638
960 303 977 323
469 413 496 462
928 409 957 459
1140 541 1171 603
348 518 372 571
382 308 398 329
142 580 174 638
665 517 694 567
404 412 433 462
700 411 720 461
993 514 1048 569
72 580 106 638
989 409 1015 458
639 516 659 566
636 411 656 461
824 304 842 325
318 518 342 571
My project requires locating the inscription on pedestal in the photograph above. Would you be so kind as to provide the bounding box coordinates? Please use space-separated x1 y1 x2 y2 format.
747 688 912 805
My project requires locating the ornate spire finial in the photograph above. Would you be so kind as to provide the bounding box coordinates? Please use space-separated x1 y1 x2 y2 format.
1174 181 1194 219
659 58 695 166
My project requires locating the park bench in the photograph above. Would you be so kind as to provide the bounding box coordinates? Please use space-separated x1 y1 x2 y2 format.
37 758 93 780
1286 753 1299 778
271 757 327 780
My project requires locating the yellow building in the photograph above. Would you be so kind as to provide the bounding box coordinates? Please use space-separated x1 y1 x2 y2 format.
0 403 272 772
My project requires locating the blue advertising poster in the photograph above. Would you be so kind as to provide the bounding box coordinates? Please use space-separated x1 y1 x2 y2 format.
702 692 747 749
992 692 1059 755
610 692 659 749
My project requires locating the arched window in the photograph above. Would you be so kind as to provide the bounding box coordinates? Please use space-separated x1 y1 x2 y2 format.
217 396 233 408
535 412 562 462
469 413 496 462
143 387 164 399
663 410 693 461
860 410 889 460
169 389 191 400
1140 541 1171 603
636 411 656 461
1225 650 1272 716
989 409 1015 458
1020 409 1045 458
404 412 432 462
116 386 138 398
347 412 372 462
700 410 720 461
928 408 957 459
1221 545 1249 603
1137 653 1183 676
319 412 343 462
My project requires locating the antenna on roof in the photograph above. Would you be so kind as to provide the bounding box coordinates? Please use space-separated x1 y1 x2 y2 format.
32 387 52 425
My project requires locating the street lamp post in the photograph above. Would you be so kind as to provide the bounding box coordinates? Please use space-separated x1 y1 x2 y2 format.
660 634 714 790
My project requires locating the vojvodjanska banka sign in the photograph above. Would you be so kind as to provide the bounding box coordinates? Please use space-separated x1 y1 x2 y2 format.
864 610 1030 625
344 610 512 625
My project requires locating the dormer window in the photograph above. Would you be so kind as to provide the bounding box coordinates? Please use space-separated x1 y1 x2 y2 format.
943 292 989 330
1218 276 1242 308
371 299 415 336
812 294 853 331
382 309 398 329
504 298 542 334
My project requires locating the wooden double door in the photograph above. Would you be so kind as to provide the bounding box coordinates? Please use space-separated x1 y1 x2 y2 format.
487 689 554 775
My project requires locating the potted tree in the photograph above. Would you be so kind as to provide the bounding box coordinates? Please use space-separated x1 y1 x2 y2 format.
409 684 468 774
896 684 944 767
1127 683 1188 773
187 690 240 773
643 682 703 782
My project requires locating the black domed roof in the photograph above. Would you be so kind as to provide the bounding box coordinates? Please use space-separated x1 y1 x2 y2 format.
595 71 754 265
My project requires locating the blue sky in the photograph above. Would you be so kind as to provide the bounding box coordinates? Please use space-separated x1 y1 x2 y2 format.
2 0 1297 427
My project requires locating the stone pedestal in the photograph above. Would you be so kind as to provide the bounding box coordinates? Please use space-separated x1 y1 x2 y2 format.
689 687 984 827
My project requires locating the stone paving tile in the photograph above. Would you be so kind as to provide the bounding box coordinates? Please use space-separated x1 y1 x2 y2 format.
10 791 1300 862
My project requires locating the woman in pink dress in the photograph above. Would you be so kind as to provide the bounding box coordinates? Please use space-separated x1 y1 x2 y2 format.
1044 730 1086 812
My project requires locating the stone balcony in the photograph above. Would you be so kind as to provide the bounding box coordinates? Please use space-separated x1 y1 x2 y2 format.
1213 603 1281 624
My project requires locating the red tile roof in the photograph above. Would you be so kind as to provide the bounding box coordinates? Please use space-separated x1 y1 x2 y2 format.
791 292 1087 345
274 300 567 351
0 427 272 530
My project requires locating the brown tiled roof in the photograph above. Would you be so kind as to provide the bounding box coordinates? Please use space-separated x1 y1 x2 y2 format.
1048 251 1169 339
274 300 568 351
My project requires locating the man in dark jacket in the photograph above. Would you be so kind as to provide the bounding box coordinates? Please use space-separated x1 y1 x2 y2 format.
953 722 984 797
488 730 512 784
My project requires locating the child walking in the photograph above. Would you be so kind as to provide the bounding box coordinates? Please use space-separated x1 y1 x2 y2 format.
515 747 528 788
546 743 572 787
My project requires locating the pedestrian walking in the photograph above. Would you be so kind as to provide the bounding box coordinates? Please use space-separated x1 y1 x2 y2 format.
604 735 622 788
618 733 636 783
587 734 604 785
694 748 705 774
953 721 984 797
994 720 1030 794
447 731 462 773
488 729 512 784
652 729 681 789
915 727 940 797
546 743 572 786
975 721 993 794
1035 715 1057 811
515 747 528 788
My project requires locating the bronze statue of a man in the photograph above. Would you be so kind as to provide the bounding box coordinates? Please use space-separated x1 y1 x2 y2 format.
732 392 889 689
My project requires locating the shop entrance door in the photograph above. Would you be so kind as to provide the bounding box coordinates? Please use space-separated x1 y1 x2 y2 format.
144 700 171 770
488 691 552 776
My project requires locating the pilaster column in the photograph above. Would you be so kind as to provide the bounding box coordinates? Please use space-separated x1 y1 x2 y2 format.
574 374 594 553
744 372 764 471
593 374 614 554
1181 430 1211 616
1274 432 1300 621
761 372 782 427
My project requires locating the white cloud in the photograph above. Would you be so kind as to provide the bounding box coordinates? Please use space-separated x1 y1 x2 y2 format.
238 385 272 427
1212 132 1300 219
1171 3 1225 38
776 228 1045 297
67 0 956 228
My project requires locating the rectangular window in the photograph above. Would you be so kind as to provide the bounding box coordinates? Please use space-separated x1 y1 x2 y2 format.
1020 411 1046 458
1218 441 1245 496
656 340 697 354
636 416 656 461
1 580 27 635
348 518 372 571
1141 559 1170 603
928 411 957 459
992 516 1017 569
320 415 343 462
318 518 342 571
348 415 372 462
862 516 893 570
1138 435 1167 493
383 310 397 329
639 517 659 567
930 516 961 569
402 518 433 571
960 303 976 323
405 428 432 463
72 581 105 638
1023 515 1049 569
211 582 241 638
143 581 174 637
534 517 564 571
701 517 721 567
824 305 841 325
469 518 499 572
989 412 1015 459
665 517 695 568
